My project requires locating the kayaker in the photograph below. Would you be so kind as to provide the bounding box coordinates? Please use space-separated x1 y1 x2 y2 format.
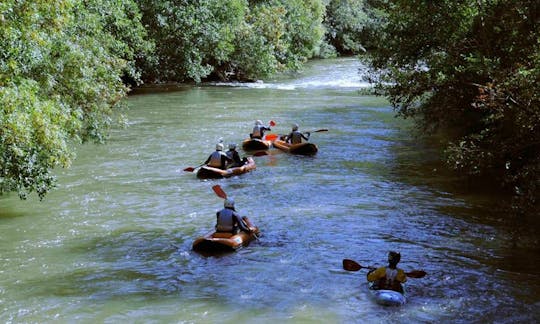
367 251 407 293
204 143 232 170
226 143 244 168
215 198 251 234
284 123 310 144
250 120 271 139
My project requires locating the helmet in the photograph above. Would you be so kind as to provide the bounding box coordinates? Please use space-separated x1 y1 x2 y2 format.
224 198 235 208
388 251 401 265
292 123 299 131
216 143 224 151
255 120 263 126
228 143 237 150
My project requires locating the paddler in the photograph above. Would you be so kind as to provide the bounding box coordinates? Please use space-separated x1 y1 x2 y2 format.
203 143 232 170
215 198 252 234
367 251 407 293
284 123 310 144
250 120 271 139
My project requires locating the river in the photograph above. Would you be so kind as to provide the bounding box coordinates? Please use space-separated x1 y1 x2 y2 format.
1 58 539 323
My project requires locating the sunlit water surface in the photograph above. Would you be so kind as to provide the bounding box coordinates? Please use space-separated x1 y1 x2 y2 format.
1 58 539 323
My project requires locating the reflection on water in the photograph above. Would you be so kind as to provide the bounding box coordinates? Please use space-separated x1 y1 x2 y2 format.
1 58 539 323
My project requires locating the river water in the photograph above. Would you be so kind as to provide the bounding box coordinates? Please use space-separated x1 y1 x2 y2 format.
1 58 539 323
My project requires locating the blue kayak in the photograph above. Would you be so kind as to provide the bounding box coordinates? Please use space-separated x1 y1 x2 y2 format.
368 283 406 306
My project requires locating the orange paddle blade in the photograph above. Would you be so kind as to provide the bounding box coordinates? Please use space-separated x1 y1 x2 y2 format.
212 185 227 199
269 120 276 127
184 167 195 172
264 134 278 141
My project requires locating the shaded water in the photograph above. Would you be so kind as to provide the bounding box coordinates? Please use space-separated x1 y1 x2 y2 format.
1 58 540 323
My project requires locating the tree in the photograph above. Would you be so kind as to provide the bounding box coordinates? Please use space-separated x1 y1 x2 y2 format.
363 0 540 215
0 0 151 199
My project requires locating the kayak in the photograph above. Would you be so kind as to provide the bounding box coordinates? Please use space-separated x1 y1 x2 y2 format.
196 157 256 179
241 138 272 151
192 217 260 253
368 282 406 306
272 139 318 156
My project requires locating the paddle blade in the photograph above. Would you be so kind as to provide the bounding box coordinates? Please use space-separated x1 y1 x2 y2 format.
184 167 195 172
406 270 427 278
314 128 328 132
343 259 361 271
269 120 276 127
253 151 268 157
212 185 227 199
264 134 279 141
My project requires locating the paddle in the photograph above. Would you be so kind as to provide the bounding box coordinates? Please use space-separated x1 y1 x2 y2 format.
308 128 328 133
342 259 427 278
269 120 276 127
212 184 227 199
264 133 279 141
184 163 205 172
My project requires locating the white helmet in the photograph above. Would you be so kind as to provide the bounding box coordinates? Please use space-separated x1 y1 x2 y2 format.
216 143 224 151
255 120 263 126
224 198 235 208
292 123 299 131
228 143 237 150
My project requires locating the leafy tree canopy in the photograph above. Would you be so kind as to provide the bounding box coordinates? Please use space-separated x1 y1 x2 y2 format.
363 0 540 215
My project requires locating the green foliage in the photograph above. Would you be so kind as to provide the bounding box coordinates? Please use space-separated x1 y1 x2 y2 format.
363 0 540 214
137 0 326 82
324 0 372 54
1 0 151 199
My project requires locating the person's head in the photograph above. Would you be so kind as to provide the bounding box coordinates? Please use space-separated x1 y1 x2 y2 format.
292 123 299 131
228 143 237 150
216 143 224 151
224 198 235 209
255 120 263 126
388 251 401 268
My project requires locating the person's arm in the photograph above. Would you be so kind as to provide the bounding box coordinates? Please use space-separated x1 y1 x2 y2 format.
204 155 211 164
302 132 310 141
234 212 250 232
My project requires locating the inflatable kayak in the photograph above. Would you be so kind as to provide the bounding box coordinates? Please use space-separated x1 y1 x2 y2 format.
196 157 256 179
368 282 406 306
192 217 260 253
272 139 318 156
241 138 272 151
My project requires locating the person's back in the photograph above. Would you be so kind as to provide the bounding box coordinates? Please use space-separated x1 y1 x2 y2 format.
215 198 249 234
205 143 231 169
251 120 270 139
226 143 242 167
367 251 407 293
286 123 309 144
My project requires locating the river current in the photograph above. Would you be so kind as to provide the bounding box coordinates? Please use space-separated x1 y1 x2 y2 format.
1 58 539 323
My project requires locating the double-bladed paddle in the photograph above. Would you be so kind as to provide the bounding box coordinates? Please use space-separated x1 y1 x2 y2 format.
342 259 427 278
264 129 328 142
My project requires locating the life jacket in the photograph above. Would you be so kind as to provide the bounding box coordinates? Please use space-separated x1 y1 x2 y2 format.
252 125 263 138
208 151 225 168
376 267 403 293
216 208 236 232
289 131 303 144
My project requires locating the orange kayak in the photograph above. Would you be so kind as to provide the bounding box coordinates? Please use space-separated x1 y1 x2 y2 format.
196 157 256 179
192 217 260 253
241 138 272 151
272 139 318 155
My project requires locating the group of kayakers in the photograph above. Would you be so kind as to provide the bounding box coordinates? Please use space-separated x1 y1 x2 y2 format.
196 120 412 297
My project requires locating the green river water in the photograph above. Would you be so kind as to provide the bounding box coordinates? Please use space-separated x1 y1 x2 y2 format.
1 58 539 323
